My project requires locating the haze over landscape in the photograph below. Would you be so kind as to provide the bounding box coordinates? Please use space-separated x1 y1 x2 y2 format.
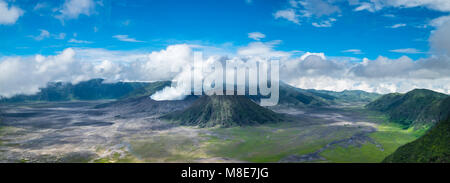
0 0 449 163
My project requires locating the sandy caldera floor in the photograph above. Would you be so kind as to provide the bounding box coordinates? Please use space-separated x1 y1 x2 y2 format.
0 101 387 163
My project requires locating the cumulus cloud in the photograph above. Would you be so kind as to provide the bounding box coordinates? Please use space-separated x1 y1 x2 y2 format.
0 0 24 25
278 20 450 94
429 15 450 27
248 32 266 41
0 48 80 97
56 0 96 20
351 56 416 78
287 53 344 76
0 44 194 98
430 20 450 55
274 9 300 24
282 53 450 94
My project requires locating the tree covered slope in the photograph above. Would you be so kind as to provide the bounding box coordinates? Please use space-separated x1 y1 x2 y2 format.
277 83 333 107
383 97 450 163
366 89 448 128
308 89 381 103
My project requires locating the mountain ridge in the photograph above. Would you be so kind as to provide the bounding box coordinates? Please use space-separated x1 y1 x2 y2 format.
2 79 384 107
366 89 448 128
383 97 450 163
0 79 168 103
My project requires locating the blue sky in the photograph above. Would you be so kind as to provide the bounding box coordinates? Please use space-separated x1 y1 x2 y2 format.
1 0 450 97
0 0 448 59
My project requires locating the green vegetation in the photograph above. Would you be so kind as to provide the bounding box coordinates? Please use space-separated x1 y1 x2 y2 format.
162 95 286 128
93 149 139 163
122 102 438 163
0 79 168 103
366 89 448 128
0 126 24 147
319 113 427 163
118 121 364 163
320 144 387 163
202 123 360 162
383 109 450 163
243 82 334 107
276 83 332 107
127 135 206 162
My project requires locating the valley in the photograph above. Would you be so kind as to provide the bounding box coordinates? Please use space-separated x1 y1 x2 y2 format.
0 99 423 163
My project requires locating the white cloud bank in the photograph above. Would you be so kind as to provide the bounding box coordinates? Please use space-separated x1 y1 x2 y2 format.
2 40 449 99
430 20 450 56
0 44 193 98
279 20 450 94
430 15 450 27
1 20 450 98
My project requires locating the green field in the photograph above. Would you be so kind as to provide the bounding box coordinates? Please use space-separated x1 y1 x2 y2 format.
202 124 357 162
112 123 359 163
319 118 427 163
